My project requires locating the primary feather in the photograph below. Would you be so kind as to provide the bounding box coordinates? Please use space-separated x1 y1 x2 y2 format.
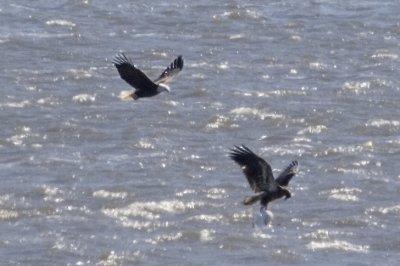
154 55 184 84
275 160 299 187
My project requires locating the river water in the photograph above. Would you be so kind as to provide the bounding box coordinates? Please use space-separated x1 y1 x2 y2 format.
1 1 400 265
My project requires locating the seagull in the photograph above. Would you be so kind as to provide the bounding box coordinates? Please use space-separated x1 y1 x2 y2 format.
113 53 184 100
229 145 299 225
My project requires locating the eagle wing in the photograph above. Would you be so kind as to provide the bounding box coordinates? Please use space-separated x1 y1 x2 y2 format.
229 145 277 193
113 53 158 92
153 55 184 84
275 160 298 187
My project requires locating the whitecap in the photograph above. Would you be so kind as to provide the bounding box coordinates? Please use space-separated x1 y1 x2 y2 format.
213 11 241 20
217 62 229 70
252 230 273 239
206 115 237 129
0 100 31 108
320 141 374 156
98 250 140 266
231 210 252 222
199 229 215 241
268 89 307 97
151 51 168 57
366 205 400 215
319 187 361 202
365 119 400 128
341 81 370 94
309 61 328 70
290 35 302 41
206 188 227 200
307 240 369 253
230 107 285 120
46 19 76 27
212 9 260 21
93 190 128 200
102 200 205 231
370 49 398 60
37 96 60 105
175 189 196 197
0 210 19 220
200 165 216 171
0 195 11 205
297 125 327 135
229 34 245 40
6 126 41 147
189 214 223 223
144 232 183 244
7 134 27 146
136 139 155 149
72 94 96 103
42 185 65 203
303 229 330 240
103 200 204 220
67 68 96 79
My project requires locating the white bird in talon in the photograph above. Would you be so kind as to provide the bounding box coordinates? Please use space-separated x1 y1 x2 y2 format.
229 145 299 226
253 206 274 227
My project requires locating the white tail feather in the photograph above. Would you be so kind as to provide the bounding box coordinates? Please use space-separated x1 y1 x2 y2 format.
119 90 135 101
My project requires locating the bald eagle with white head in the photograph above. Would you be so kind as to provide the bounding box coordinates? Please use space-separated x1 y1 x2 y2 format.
229 145 299 225
113 53 184 100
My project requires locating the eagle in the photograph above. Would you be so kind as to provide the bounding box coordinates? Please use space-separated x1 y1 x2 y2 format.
229 145 298 224
112 53 184 100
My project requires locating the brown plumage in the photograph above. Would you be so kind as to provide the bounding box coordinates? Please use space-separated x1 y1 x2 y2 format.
229 145 298 207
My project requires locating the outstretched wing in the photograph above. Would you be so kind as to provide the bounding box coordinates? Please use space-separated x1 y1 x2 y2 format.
275 160 298 187
113 53 158 92
229 145 277 193
153 55 184 84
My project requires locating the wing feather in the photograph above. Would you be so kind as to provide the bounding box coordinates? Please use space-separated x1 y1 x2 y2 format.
113 53 158 92
229 145 277 193
153 55 184 84
275 160 298 186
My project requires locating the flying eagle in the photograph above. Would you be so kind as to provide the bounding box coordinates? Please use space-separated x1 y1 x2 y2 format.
112 53 184 100
229 145 298 208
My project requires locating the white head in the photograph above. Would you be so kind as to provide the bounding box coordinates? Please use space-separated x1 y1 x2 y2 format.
157 84 170 93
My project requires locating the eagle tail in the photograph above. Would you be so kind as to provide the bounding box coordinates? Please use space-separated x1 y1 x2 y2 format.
119 90 138 101
243 194 263 205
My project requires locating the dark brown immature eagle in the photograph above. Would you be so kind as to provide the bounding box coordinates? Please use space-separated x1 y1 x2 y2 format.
229 145 298 208
113 53 184 100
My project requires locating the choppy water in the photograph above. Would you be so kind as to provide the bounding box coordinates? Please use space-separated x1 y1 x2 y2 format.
1 1 400 265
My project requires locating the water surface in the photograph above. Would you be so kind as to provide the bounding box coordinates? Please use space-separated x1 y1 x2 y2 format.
1 1 400 265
